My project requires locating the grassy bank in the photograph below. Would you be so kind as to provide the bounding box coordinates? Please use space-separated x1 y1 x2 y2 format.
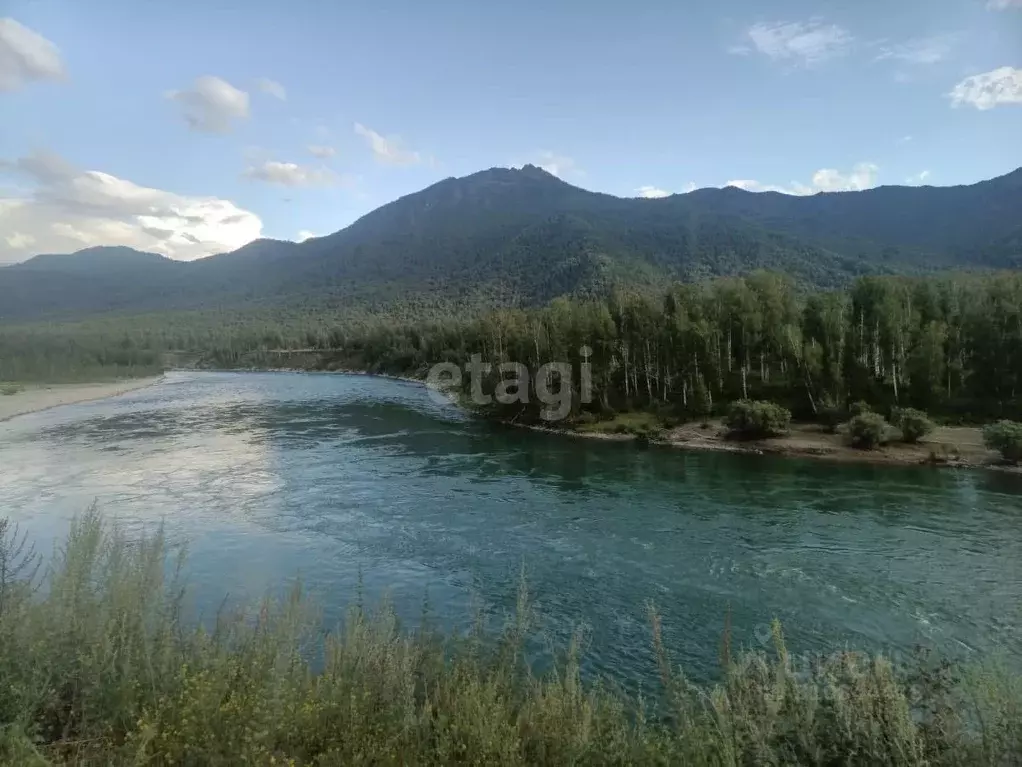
0 510 1020 765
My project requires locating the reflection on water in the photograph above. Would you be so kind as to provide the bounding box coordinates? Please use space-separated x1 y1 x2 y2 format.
1 371 1021 687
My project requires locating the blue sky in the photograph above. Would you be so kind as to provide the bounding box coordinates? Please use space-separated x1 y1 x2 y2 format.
1 0 1020 263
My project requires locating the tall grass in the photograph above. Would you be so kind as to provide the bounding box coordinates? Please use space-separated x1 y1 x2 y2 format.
0 508 1019 765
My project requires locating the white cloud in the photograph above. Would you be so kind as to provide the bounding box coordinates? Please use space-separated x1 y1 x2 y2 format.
307 144 336 158
875 35 956 65
243 160 338 187
296 230 316 242
725 162 879 195
899 135 913 143
166 75 250 133
987 0 1022 8
0 17 64 91
948 66 1022 110
636 185 670 198
255 77 286 100
353 122 421 166
812 163 879 192
905 170 931 185
4 231 35 249
0 150 261 263
635 182 696 197
740 19 853 65
726 179 800 194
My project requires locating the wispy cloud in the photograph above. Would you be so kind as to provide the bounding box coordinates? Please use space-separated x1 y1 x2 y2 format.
905 170 931 185
165 76 249 133
243 160 340 187
736 19 853 65
353 123 422 166
0 17 65 91
307 145 336 159
875 35 956 65
948 66 1022 110
987 0 1022 9
255 77 286 101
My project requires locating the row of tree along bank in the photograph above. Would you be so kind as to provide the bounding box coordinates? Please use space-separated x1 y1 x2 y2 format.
3 271 1021 428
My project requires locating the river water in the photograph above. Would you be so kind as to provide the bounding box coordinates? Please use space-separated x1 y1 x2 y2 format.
1 372 1020 687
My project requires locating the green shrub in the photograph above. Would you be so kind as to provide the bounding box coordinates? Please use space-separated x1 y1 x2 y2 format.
725 400 791 439
849 400 873 418
0 384 22 396
849 412 890 450
983 420 1022 463
893 407 936 443
0 509 1020 765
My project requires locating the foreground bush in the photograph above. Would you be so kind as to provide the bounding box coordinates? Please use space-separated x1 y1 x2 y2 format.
983 420 1022 463
893 407 936 443
0 509 1020 765
725 399 791 439
849 411 891 450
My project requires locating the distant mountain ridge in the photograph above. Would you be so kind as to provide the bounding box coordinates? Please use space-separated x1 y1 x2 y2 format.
2 165 1020 322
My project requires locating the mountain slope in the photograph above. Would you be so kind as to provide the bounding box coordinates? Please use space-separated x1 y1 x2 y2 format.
1 165 1019 323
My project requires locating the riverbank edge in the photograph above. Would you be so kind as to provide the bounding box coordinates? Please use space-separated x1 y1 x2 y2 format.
510 420 1022 474
183 365 1019 474
0 376 164 424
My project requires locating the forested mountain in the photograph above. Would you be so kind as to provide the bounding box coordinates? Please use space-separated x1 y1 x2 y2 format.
2 165 1020 323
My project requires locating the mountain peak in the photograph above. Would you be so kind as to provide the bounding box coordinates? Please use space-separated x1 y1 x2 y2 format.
1 164 1018 321
518 163 558 178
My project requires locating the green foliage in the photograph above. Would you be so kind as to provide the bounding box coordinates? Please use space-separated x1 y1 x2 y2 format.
894 407 936 443
2 270 1021 430
850 400 873 418
0 384 22 396
849 412 891 450
1 509 1020 765
725 399 792 439
982 420 1022 463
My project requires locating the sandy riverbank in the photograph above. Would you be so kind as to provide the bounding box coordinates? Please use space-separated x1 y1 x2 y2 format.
506 417 1018 473
0 377 163 423
661 421 1011 469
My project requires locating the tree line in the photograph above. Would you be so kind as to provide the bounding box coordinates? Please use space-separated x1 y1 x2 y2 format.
302 270 1022 424
2 271 1020 424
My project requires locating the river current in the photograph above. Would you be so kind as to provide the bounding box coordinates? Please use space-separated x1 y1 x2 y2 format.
1 371 1020 686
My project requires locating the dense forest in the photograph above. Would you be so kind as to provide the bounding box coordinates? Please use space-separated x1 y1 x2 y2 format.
3 271 1021 424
